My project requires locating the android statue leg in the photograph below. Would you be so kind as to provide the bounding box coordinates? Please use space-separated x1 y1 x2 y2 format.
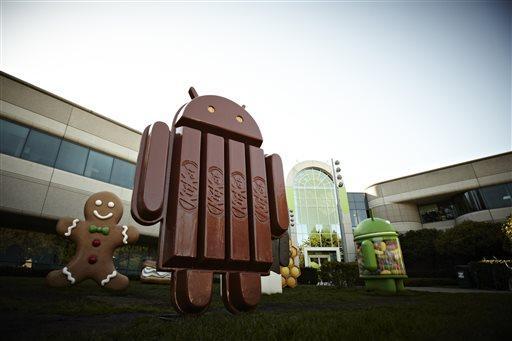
221 272 261 314
171 269 213 315
395 279 406 292
364 278 397 293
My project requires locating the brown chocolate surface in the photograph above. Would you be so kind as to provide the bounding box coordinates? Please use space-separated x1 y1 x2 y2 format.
199 133 225 262
171 269 213 315
270 231 290 273
131 122 171 225
132 90 289 275
161 126 201 267
131 89 290 315
176 95 263 147
246 146 272 270
222 272 261 314
226 139 250 264
265 154 290 237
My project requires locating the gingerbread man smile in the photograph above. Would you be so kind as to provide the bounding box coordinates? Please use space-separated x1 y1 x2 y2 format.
93 199 116 220
93 210 113 220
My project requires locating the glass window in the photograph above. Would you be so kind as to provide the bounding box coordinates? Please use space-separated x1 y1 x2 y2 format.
0 119 29 157
84 150 113 182
110 158 135 189
54 141 89 175
350 208 369 228
453 189 486 216
419 201 455 223
350 210 358 227
20 130 61 167
480 184 512 209
357 209 368 222
354 193 366 202
348 193 367 211
355 201 366 210
293 168 341 248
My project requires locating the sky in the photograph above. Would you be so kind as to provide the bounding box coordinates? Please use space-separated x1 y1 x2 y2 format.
1 1 511 191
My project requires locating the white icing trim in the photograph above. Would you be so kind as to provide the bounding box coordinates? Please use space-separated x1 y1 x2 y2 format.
64 219 80 237
62 267 76 284
93 210 113 220
101 270 117 286
122 225 129 244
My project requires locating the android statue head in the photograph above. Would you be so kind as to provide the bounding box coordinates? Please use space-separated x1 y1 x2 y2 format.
175 88 263 147
354 217 407 293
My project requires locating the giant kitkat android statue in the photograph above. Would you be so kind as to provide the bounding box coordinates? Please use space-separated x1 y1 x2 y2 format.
131 87 289 315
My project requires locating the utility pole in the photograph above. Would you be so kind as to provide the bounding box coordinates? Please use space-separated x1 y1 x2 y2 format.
331 158 349 263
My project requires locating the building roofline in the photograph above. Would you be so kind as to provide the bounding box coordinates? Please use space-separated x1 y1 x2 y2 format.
366 150 512 189
0 70 143 135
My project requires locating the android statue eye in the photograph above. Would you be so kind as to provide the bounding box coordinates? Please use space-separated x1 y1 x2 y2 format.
95 200 102 206
236 115 244 123
108 201 115 208
207 106 215 113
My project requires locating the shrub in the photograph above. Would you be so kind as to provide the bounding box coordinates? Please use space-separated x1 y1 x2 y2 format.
400 228 447 277
399 221 512 278
297 267 318 285
468 260 512 290
502 216 512 252
435 221 510 266
318 261 359 288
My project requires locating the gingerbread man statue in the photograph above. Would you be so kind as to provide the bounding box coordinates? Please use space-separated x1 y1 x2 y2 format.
46 191 139 290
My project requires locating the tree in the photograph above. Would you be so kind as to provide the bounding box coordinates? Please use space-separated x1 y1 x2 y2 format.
299 227 342 267
301 227 341 248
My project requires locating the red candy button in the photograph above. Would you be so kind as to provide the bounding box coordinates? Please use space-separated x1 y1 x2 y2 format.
88 255 97 264
92 239 101 247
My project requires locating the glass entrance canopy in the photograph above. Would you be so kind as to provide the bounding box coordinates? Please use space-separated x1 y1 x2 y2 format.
292 168 342 249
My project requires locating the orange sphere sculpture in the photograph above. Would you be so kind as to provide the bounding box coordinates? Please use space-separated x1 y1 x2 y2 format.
281 243 301 288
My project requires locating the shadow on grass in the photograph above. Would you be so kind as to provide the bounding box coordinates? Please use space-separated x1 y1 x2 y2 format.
1 276 511 340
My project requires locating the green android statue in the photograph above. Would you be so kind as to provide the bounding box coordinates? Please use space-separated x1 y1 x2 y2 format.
354 217 407 293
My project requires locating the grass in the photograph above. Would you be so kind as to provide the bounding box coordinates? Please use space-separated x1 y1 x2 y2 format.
1 276 511 340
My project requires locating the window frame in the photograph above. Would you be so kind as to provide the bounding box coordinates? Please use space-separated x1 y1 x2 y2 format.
20 128 63 168
0 118 31 157
84 149 115 183
0 118 137 189
110 157 136 189
54 140 91 176
479 184 512 210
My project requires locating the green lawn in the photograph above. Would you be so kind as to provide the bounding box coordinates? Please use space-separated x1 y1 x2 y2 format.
1 276 511 340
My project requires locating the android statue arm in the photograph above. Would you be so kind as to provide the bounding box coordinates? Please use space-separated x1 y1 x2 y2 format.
131 122 172 226
270 231 290 274
361 239 378 272
265 153 289 238
265 153 290 269
130 109 215 315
